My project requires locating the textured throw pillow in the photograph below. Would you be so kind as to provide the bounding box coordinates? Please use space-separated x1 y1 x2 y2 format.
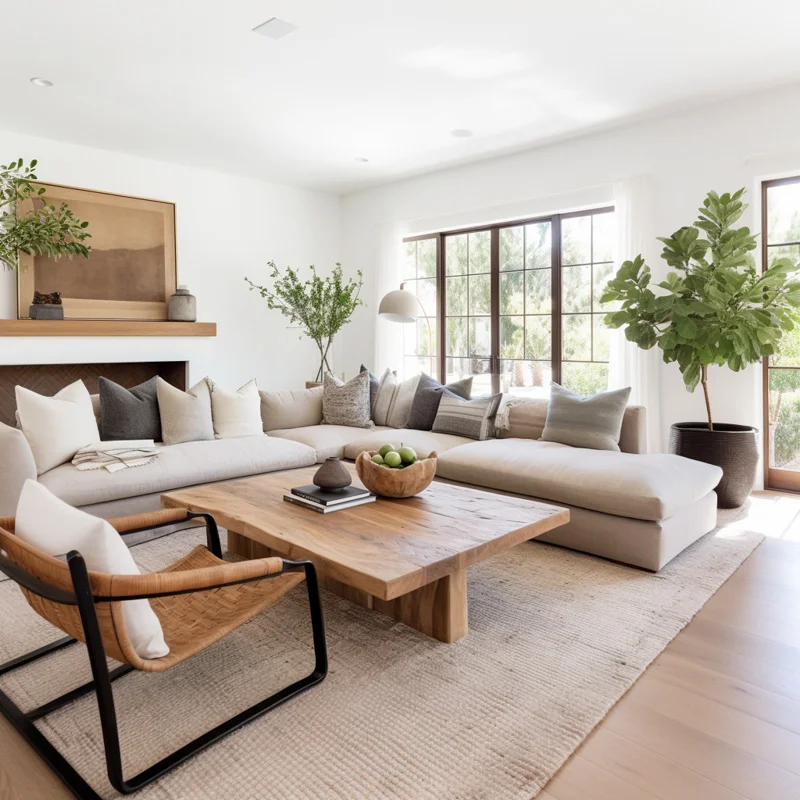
207 378 263 439
373 372 421 428
260 386 323 431
360 365 380 414
156 378 214 445
321 372 373 428
541 383 631 451
432 390 503 440
15 380 100 475
407 374 473 431
15 480 169 659
99 376 161 441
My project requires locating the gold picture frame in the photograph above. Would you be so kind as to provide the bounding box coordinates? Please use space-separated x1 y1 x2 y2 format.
17 183 177 320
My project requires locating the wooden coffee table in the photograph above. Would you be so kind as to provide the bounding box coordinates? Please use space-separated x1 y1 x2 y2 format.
162 465 569 643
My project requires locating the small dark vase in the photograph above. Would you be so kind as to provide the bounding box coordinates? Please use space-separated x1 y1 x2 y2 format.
313 457 352 490
668 422 759 509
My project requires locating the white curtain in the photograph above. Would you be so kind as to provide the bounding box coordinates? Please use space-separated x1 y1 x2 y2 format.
608 176 663 452
373 220 409 373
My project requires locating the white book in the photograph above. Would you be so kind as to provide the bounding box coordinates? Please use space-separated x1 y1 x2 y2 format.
283 493 376 514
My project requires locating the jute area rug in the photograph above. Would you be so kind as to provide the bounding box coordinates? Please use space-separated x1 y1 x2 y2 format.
0 517 760 800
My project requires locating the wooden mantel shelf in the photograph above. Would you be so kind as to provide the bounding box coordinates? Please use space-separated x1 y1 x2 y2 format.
0 320 217 337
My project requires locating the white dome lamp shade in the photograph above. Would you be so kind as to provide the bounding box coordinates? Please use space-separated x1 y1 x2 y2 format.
378 284 435 369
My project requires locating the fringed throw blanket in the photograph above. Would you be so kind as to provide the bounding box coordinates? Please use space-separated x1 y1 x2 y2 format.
72 440 158 473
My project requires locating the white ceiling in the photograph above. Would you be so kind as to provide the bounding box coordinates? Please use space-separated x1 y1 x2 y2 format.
2 1 800 194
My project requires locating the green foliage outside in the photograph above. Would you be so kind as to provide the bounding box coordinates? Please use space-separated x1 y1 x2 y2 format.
602 189 800 428
245 261 364 381
774 396 800 467
0 157 91 271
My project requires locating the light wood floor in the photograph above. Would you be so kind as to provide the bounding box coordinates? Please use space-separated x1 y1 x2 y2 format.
2 491 800 800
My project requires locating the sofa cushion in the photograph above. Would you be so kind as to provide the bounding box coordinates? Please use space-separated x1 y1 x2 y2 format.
259 386 323 432
269 425 391 461
38 436 316 508
342 428 473 460
435 438 722 521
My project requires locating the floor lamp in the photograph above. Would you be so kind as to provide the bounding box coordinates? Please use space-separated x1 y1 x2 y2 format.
378 283 435 372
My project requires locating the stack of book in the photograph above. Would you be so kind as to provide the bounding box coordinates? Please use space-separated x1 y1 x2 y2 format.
283 484 376 514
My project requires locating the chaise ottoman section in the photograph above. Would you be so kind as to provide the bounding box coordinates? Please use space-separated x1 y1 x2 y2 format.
436 438 723 570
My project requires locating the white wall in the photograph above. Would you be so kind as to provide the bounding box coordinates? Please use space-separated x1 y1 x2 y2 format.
0 130 342 389
340 82 800 451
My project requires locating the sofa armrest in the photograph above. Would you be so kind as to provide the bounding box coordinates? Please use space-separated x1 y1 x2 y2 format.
0 422 36 517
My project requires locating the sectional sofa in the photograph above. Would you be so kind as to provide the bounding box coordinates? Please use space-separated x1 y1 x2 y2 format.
0 385 722 572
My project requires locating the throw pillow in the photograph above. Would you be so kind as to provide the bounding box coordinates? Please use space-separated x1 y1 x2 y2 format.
15 480 169 659
541 383 631 452
15 380 100 475
360 365 380 414
432 390 503 440
407 374 473 431
206 378 263 439
321 372 373 428
259 386 323 431
156 378 214 445
99 376 161 441
373 372 421 428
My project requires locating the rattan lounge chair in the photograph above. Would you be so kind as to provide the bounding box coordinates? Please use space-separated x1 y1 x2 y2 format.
0 508 327 799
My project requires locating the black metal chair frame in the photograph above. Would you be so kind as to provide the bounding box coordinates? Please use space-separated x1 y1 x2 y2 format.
0 512 328 799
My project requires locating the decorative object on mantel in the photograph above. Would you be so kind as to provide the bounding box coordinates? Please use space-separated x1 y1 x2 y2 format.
29 290 64 320
355 449 438 498
602 188 800 508
16 182 176 321
312 456 352 490
0 157 91 272
168 285 197 321
245 261 364 383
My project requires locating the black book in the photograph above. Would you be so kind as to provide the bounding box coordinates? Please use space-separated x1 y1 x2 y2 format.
291 484 371 506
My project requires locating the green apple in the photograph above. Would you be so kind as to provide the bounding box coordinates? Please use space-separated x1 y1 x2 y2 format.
383 450 402 468
398 446 417 465
371 454 385 465
378 443 397 458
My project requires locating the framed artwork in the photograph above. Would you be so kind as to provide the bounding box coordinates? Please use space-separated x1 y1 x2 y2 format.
17 183 177 320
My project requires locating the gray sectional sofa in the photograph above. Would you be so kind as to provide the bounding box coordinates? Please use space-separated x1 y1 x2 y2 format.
0 385 723 572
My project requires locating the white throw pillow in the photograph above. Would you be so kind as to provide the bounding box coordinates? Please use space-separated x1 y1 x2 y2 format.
206 378 263 439
15 480 169 660
373 371 421 428
16 381 101 475
157 378 214 445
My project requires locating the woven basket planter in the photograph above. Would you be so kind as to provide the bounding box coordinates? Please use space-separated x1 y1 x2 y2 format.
668 422 758 509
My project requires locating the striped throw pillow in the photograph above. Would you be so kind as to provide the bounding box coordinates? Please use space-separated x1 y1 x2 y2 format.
432 390 503 440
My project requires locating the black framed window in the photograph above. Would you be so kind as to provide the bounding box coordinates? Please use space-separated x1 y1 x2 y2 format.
402 206 615 396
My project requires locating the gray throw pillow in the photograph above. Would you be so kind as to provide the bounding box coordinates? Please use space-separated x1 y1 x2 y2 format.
360 365 380 414
541 383 631 451
407 374 473 431
432 390 503 440
322 372 373 428
99 376 162 441
157 377 214 445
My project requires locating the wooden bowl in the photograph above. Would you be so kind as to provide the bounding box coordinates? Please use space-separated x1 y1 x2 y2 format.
355 450 438 499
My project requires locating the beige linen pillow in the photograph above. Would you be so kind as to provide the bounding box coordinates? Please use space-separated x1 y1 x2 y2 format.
15 380 100 474
206 378 263 439
321 372 373 428
373 371 421 428
157 378 214 445
260 386 323 431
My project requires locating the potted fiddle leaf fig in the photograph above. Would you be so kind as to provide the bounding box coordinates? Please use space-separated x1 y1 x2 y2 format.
0 157 91 272
602 189 800 508
245 261 364 383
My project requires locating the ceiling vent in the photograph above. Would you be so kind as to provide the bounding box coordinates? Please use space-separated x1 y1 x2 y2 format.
252 17 298 40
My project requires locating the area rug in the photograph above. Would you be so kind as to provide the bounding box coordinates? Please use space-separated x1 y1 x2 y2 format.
0 521 761 800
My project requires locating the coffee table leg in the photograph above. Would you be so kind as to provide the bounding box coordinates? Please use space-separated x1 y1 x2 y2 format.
374 568 468 643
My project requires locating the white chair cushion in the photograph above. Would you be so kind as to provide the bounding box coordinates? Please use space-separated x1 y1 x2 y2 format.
16 380 100 475
15 480 169 659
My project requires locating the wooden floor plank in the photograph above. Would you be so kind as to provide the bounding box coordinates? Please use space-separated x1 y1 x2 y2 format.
547 755 662 800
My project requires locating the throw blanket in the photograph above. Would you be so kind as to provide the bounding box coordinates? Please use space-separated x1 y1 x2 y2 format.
72 440 158 473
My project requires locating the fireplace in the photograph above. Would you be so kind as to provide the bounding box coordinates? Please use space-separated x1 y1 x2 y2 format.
0 361 187 427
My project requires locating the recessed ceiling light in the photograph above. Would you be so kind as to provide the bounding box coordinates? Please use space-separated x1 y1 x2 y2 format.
450 128 473 138
355 157 369 163
252 17 298 40
30 77 53 88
